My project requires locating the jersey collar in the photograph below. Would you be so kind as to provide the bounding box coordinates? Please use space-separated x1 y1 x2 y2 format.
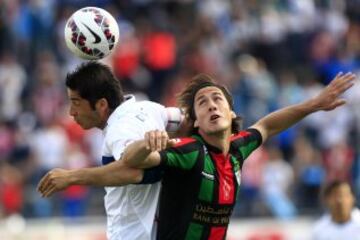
192 134 223 154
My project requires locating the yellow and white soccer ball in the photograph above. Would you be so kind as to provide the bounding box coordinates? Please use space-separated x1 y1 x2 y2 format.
64 7 120 60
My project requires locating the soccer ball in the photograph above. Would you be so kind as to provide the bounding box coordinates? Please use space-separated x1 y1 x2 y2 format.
64 7 120 60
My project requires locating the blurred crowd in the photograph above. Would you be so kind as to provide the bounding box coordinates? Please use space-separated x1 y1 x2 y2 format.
0 0 359 220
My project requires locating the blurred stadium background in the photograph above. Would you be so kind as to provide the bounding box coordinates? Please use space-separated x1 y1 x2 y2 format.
0 0 359 239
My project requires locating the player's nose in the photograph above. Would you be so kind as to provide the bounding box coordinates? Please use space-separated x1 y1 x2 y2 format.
208 100 217 111
69 107 77 117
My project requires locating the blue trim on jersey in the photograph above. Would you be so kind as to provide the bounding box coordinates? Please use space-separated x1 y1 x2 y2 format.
138 165 164 184
102 156 115 165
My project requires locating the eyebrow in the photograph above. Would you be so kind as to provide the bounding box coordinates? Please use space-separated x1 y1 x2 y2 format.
195 91 223 103
69 97 81 101
195 95 206 102
212 92 223 97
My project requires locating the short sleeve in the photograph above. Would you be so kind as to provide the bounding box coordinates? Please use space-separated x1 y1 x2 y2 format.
159 137 200 170
106 101 172 161
138 165 165 184
230 128 262 162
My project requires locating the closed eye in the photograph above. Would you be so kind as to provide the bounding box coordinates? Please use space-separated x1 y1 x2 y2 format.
71 100 81 107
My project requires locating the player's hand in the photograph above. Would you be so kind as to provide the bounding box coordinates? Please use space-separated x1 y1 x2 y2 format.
312 72 356 111
145 130 168 152
37 168 72 197
144 130 178 152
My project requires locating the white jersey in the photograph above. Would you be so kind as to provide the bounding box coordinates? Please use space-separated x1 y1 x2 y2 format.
101 95 181 240
312 208 360 240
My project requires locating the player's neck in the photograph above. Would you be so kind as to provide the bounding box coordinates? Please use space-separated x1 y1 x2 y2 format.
98 121 107 129
332 211 352 224
200 129 231 155
97 111 111 129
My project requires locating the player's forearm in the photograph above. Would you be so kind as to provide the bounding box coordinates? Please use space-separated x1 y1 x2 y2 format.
252 99 317 141
67 163 143 186
122 140 159 168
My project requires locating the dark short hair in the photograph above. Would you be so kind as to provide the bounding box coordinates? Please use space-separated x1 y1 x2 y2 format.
177 73 242 134
66 61 124 111
323 180 354 198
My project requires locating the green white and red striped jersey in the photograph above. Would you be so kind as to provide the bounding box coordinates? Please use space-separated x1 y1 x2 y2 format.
157 128 262 240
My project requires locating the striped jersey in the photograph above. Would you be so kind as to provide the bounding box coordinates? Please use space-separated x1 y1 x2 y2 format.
157 128 262 240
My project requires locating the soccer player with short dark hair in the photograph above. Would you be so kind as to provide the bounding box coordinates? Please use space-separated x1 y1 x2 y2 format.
38 61 183 240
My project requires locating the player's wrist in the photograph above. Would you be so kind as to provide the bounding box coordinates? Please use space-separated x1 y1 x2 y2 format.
302 97 322 113
67 169 83 185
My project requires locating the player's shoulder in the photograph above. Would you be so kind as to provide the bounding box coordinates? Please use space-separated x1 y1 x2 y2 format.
171 136 200 148
109 100 164 123
230 129 252 141
104 107 146 139
352 208 360 223
231 128 262 142
135 100 165 111
126 100 167 120
312 214 332 233
112 96 165 115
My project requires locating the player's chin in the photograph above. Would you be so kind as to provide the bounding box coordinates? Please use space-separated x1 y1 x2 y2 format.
77 122 92 130
82 124 94 130
213 121 229 129
206 126 228 135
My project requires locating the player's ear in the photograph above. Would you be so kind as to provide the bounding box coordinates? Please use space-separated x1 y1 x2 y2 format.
231 111 236 119
96 98 108 111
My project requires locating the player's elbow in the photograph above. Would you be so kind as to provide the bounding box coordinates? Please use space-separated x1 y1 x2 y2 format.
130 169 144 184
109 161 144 185
119 165 144 184
113 168 143 186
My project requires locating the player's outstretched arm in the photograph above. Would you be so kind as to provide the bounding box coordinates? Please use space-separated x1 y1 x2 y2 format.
251 72 356 142
37 162 143 197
